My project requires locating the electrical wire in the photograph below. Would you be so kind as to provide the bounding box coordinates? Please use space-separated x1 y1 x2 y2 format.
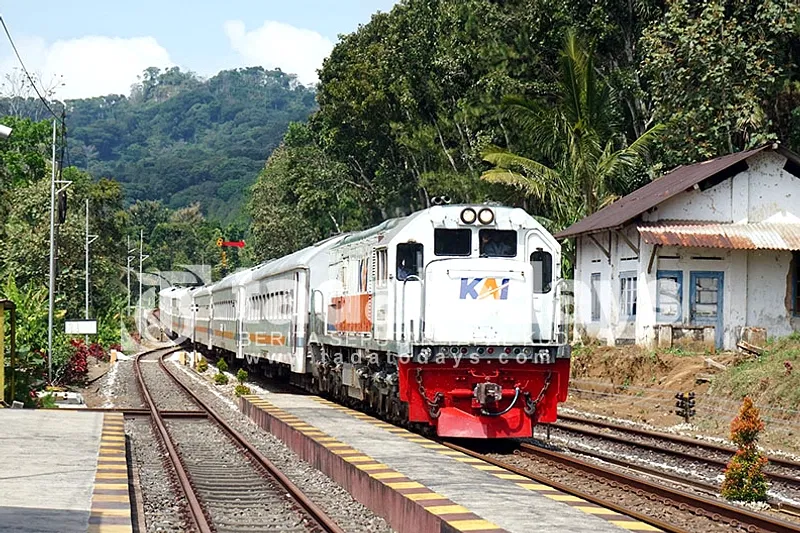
0 15 59 121
1 15 72 171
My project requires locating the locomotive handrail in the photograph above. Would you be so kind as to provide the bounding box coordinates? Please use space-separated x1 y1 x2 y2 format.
400 275 422 341
550 277 567 344
310 289 325 338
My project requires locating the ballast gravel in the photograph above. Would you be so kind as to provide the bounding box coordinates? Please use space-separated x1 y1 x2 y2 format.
126 417 188 533
169 360 395 533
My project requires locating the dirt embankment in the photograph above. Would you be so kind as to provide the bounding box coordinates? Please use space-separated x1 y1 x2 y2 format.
565 342 800 453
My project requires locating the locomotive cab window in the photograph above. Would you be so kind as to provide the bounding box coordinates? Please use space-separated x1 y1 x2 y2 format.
530 250 553 293
434 228 471 256
396 242 423 280
479 229 516 257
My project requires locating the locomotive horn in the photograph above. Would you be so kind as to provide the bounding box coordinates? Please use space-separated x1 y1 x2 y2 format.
431 196 443 205
441 195 452 204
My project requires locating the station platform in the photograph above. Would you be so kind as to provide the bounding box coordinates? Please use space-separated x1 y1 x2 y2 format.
0 410 132 533
239 393 658 533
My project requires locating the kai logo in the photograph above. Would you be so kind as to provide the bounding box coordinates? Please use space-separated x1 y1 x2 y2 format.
459 278 510 300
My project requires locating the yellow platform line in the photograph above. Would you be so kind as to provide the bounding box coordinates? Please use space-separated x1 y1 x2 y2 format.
242 396 506 532
89 414 132 533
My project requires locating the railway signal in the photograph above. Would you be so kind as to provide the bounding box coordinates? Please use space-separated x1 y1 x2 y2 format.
675 391 696 423
215 238 244 275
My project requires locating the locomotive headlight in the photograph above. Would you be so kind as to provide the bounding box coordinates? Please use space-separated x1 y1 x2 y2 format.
478 208 495 224
460 208 477 224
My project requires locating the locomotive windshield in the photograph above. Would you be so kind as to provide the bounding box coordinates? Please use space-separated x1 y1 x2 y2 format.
434 229 471 256
396 242 423 280
479 229 516 257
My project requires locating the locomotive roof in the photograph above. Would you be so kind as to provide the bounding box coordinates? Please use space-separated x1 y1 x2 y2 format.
330 205 533 249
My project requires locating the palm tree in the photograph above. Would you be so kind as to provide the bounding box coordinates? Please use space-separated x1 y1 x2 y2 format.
481 30 663 231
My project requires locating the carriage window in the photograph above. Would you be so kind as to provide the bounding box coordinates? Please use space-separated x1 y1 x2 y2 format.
479 229 517 257
396 242 423 280
434 229 471 256
530 250 553 293
376 249 388 287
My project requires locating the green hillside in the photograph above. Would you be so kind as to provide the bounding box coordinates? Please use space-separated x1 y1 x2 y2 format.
1 66 316 224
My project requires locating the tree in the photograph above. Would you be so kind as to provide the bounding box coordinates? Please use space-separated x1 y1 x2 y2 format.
249 123 368 261
481 31 663 233
641 0 800 167
721 396 769 502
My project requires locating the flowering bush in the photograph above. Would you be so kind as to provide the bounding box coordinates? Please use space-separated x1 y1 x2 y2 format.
64 339 90 386
88 342 107 362
721 396 769 502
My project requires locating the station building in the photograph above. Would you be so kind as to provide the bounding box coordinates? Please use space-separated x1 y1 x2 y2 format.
557 143 800 351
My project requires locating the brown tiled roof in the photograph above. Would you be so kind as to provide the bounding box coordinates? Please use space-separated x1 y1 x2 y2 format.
554 144 798 239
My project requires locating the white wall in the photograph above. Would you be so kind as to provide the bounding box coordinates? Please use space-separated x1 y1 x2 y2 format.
746 250 793 338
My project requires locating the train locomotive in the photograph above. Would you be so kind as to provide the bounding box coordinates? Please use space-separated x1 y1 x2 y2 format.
159 204 571 438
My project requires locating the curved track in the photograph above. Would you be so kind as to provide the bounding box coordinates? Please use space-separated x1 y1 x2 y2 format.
447 440 800 533
133 348 345 533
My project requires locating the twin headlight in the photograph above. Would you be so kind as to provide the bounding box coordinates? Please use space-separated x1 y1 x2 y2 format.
460 207 494 225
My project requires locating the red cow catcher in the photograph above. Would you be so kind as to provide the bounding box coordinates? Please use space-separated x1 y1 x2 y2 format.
399 358 570 438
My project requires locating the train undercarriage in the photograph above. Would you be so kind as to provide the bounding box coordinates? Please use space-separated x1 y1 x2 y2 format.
189 338 570 439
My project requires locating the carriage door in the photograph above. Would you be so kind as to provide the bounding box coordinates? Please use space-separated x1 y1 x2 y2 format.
372 248 389 340
526 231 555 341
690 271 724 349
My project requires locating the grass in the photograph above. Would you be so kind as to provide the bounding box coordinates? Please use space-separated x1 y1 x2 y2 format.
710 334 800 410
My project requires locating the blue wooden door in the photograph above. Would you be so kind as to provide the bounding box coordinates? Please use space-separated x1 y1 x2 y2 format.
690 271 724 349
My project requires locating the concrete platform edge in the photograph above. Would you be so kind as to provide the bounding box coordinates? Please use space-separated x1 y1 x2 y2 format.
238 395 506 533
87 413 133 533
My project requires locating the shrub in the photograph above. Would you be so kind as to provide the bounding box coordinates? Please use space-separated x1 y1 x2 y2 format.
236 368 248 384
214 373 229 385
216 358 228 372
721 396 769 502
234 384 251 396
63 339 89 385
37 393 57 409
88 343 107 361
196 358 208 373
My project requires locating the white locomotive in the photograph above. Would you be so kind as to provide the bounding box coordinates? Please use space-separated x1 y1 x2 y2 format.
160 204 571 438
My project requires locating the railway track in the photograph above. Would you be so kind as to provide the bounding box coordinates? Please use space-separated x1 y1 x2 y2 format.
449 440 800 533
553 413 800 487
133 348 345 533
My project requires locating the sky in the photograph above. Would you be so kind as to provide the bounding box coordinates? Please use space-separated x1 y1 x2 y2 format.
0 1 397 99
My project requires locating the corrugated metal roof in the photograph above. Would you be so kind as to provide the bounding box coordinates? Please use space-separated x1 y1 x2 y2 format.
638 222 800 250
554 144 788 239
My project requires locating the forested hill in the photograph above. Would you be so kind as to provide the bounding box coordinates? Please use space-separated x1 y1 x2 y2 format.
0 66 317 223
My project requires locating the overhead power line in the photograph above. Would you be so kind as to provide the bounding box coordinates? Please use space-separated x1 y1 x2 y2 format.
0 14 59 120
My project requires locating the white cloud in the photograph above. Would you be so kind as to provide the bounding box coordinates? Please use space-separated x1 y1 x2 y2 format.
0 35 174 100
223 20 333 86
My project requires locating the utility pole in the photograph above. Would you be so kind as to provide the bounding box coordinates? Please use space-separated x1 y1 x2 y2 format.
126 236 136 315
138 230 149 335
85 199 98 343
47 119 71 384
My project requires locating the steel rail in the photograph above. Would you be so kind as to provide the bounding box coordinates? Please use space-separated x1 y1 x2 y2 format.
158 353 346 533
557 413 800 472
558 439 800 518
518 442 800 533
553 421 800 486
133 348 212 533
57 407 207 417
442 441 685 533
